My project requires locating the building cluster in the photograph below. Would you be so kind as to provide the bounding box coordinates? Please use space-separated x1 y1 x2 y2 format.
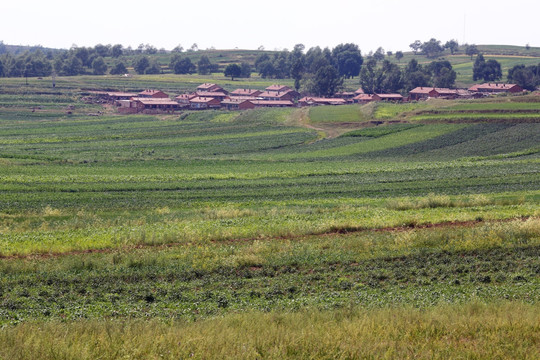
105 82 525 114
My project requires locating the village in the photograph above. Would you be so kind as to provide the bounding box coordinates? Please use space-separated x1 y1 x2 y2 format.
100 81 527 114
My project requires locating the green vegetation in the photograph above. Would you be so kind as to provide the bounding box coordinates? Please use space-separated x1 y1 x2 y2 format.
0 82 539 358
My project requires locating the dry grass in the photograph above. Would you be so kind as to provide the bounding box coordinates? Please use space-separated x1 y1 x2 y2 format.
1 302 538 360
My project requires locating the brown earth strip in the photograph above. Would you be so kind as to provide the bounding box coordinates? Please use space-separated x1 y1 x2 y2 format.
0 216 534 261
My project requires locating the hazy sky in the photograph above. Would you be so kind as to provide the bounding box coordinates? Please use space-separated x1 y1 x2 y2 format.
2 0 538 52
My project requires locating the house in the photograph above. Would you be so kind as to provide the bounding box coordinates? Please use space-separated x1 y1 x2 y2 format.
107 92 138 102
195 91 229 101
258 90 299 101
250 100 295 108
372 94 404 102
409 87 460 100
230 88 263 97
189 96 222 109
353 94 374 104
265 84 292 93
335 91 356 99
175 93 197 105
137 89 169 98
121 97 180 113
298 97 347 106
197 83 227 93
221 99 255 110
354 88 365 95
468 83 523 93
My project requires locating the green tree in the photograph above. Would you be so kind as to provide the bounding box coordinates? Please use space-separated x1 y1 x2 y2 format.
421 38 444 58
62 56 83 76
173 58 196 74
145 61 161 74
373 47 385 62
444 40 459 55
483 59 502 81
240 62 251 78
197 55 213 75
429 60 456 88
508 64 539 91
111 44 123 58
224 63 242 80
395 51 404 63
465 44 478 60
403 59 431 91
94 44 110 57
409 40 422 55
0 58 4 77
331 43 363 78
472 54 486 81
359 58 383 94
109 61 127 75
380 60 403 93
134 56 150 74
91 57 107 75
311 65 343 96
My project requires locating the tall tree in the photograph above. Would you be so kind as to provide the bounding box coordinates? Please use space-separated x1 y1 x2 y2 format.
483 59 502 81
197 55 214 75
111 44 123 58
310 65 343 96
134 56 150 75
465 44 478 60
109 61 127 75
331 43 363 78
359 58 383 94
173 58 196 74
472 54 486 81
91 56 107 75
224 63 242 80
444 40 459 55
373 47 385 62
421 38 444 59
240 62 251 78
508 64 539 91
395 51 404 63
409 40 422 55
429 60 456 88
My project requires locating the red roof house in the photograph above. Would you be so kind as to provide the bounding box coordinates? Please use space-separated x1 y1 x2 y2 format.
265 84 292 93
230 89 263 97
197 83 226 93
259 90 299 101
189 97 222 109
137 90 169 98
468 83 523 93
372 94 404 102
221 99 255 110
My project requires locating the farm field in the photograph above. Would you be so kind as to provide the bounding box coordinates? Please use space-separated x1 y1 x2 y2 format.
0 83 539 359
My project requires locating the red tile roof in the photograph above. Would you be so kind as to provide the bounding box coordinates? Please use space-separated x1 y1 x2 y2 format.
131 98 179 105
472 83 521 91
197 83 223 91
138 90 168 97
250 100 294 106
265 85 291 92
189 96 220 103
231 89 262 96
353 94 374 101
195 91 229 97
355 88 365 94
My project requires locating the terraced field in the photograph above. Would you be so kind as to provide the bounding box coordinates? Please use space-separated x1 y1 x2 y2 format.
0 89 539 359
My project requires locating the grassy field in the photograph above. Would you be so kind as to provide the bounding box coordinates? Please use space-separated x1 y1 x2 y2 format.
0 81 539 358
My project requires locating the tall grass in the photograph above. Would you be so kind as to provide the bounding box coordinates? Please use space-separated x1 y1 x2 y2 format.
1 302 538 360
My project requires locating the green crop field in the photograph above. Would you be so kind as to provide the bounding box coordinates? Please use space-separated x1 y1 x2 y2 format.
0 81 539 359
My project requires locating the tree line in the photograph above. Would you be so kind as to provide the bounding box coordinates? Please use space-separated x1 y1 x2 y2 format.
1 40 538 95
